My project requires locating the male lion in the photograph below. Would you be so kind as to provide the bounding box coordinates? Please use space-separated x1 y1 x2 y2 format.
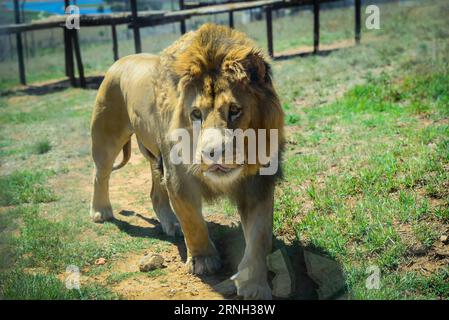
90 23 285 299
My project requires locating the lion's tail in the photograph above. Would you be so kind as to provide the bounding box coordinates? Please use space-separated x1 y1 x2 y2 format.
112 139 132 171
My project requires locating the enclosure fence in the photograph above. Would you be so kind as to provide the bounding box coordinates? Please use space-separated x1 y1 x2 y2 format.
0 0 363 87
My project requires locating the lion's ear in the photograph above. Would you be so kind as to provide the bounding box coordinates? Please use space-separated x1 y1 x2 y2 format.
242 52 271 85
223 49 271 85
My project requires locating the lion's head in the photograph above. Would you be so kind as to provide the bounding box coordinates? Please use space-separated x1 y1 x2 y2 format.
168 24 284 191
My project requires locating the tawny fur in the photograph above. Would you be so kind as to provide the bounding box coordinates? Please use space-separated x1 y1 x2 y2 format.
90 23 285 300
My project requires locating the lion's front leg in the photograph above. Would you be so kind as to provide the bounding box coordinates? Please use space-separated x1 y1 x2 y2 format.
166 183 221 275
233 183 274 300
148 157 182 237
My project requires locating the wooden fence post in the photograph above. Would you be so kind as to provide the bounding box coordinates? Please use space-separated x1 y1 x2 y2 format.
229 11 234 28
65 29 76 87
179 0 186 34
72 30 86 88
130 0 142 53
355 0 361 44
63 0 75 81
313 0 320 54
21 3 30 60
266 6 273 58
13 0 26 85
111 23 119 61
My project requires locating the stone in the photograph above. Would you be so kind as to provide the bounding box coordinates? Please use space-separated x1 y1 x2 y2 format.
139 253 165 272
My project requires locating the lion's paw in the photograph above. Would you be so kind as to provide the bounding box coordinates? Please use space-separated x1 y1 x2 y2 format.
231 270 272 300
187 254 222 275
90 207 113 223
235 281 272 300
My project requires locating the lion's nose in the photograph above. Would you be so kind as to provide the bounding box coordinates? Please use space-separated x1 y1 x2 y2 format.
202 147 222 162
202 149 220 158
203 149 214 158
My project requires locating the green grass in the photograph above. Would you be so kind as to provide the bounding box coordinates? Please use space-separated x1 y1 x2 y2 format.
33 139 52 155
0 270 119 300
413 223 439 249
0 170 57 206
285 114 300 125
0 198 160 299
347 268 449 300
0 90 95 125
106 269 167 285
277 68 449 298
13 204 159 272
0 0 448 300
106 272 141 285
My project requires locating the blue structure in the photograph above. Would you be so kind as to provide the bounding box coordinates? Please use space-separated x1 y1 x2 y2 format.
3 0 112 15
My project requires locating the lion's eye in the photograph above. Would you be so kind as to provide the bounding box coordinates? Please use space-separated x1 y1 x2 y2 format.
191 108 202 121
229 104 242 120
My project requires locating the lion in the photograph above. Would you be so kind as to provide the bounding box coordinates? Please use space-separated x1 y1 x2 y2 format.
90 23 285 299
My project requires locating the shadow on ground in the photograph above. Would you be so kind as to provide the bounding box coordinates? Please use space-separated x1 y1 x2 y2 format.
1 76 103 96
112 209 346 300
274 47 342 61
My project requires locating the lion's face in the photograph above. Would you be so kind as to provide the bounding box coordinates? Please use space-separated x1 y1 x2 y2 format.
171 25 285 190
183 76 253 186
180 72 283 189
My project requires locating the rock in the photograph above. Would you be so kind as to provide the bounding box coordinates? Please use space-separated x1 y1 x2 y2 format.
139 254 164 272
440 235 448 244
95 257 106 265
168 289 177 296
267 249 294 298
304 250 346 300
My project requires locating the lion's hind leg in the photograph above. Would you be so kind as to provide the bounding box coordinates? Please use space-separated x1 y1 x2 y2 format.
90 138 127 222
90 104 132 223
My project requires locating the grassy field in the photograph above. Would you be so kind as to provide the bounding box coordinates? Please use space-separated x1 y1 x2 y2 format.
0 0 448 299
